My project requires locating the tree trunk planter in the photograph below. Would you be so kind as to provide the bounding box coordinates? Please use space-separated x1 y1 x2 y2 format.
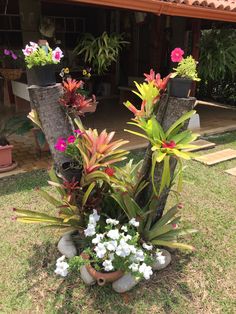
81 252 124 286
28 64 56 86
168 78 192 98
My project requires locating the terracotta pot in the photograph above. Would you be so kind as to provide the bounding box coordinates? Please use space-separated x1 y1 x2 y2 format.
81 252 124 286
0 145 13 167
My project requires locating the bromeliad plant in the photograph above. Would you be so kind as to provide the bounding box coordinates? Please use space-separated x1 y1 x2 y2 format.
13 57 200 287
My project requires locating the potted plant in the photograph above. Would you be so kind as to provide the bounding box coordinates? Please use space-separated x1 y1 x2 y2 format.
73 32 128 75
0 48 23 81
22 40 63 86
0 116 32 172
168 48 200 98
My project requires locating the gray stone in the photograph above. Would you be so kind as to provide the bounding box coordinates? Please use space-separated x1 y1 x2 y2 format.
57 231 77 258
80 266 96 285
152 249 171 271
112 273 141 293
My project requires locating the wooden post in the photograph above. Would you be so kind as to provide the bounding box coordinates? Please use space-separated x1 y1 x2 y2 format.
191 19 201 96
28 84 73 169
137 95 196 218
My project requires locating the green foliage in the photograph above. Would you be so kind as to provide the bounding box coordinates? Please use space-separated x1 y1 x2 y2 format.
112 159 148 198
0 116 33 145
73 32 129 74
199 29 236 81
126 111 198 195
111 192 196 250
25 47 54 68
173 56 200 81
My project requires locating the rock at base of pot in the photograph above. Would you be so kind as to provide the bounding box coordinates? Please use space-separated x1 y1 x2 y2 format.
152 249 171 271
112 273 141 293
80 266 96 285
57 231 77 258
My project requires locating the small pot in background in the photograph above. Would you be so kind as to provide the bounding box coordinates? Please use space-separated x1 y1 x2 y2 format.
0 145 13 167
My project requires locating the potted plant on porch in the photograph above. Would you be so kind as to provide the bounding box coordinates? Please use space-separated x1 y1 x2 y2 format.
23 41 64 86
0 116 32 172
168 48 200 98
73 32 129 75
0 49 23 81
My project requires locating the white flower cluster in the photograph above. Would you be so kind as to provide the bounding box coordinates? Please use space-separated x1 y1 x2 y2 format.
84 209 100 237
85 214 154 280
54 255 69 277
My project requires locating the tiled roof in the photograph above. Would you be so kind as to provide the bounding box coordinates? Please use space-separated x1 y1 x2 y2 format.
55 0 236 22
162 0 236 12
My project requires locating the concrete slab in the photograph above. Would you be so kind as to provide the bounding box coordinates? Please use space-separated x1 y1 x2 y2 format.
225 167 236 176
194 149 236 165
184 139 215 152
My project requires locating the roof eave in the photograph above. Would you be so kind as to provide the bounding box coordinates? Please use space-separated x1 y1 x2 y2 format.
56 0 236 23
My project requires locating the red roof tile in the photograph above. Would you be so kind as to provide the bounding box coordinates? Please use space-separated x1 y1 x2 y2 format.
54 0 236 22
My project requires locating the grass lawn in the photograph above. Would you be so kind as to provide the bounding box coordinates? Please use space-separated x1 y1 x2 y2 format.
0 132 236 314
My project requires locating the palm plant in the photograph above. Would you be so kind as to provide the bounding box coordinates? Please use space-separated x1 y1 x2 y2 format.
73 32 129 75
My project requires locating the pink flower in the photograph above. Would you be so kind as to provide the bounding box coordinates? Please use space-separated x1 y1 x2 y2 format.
22 45 34 56
67 135 76 143
171 48 184 63
52 47 64 63
55 137 67 151
29 42 38 49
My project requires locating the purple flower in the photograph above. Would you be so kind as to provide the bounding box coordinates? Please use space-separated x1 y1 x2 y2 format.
4 49 10 55
11 52 18 60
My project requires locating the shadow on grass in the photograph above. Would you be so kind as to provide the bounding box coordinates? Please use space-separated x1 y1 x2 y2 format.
19 241 195 313
0 170 49 196
205 130 236 145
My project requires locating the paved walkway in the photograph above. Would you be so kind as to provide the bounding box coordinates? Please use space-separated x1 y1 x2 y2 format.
1 101 236 179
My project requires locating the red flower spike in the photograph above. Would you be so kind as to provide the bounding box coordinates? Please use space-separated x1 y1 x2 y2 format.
178 203 184 209
104 167 115 177
162 140 176 149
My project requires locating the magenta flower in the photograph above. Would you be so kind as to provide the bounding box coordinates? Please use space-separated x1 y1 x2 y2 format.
55 138 67 152
4 49 10 55
67 135 76 143
171 48 184 63
52 47 64 63
74 129 84 136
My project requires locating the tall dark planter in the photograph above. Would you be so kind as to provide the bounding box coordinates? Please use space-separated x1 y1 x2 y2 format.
28 64 56 87
168 78 192 98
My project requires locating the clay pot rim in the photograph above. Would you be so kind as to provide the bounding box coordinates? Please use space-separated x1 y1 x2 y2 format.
81 252 124 285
